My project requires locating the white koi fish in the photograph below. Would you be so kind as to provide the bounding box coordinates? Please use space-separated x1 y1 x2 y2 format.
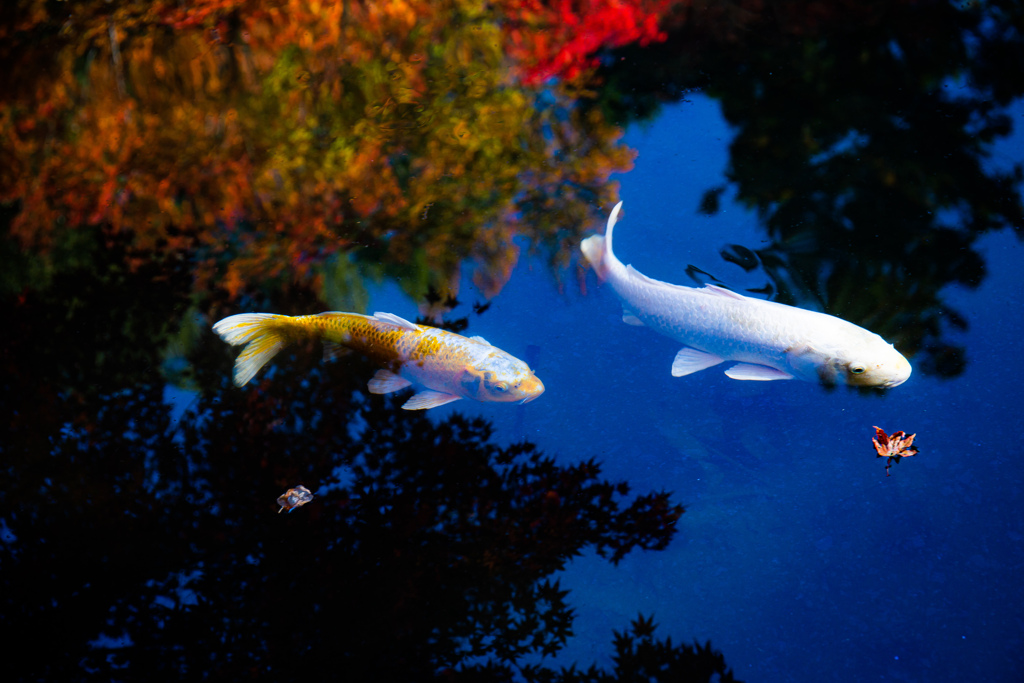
581 202 911 387
213 311 545 409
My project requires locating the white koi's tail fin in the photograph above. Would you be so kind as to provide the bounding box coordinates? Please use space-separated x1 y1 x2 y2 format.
580 235 607 279
212 313 293 386
580 201 624 281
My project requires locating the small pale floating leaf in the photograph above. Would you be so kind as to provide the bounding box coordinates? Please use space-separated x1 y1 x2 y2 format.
277 485 314 513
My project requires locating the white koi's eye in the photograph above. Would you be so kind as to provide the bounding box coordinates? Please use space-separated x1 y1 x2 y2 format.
850 366 866 375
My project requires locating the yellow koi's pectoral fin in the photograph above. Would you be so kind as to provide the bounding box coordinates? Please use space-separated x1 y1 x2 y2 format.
724 363 794 381
367 369 413 395
402 390 462 410
671 347 724 377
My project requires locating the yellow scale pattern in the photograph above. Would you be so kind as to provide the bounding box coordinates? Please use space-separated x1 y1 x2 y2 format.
294 313 466 372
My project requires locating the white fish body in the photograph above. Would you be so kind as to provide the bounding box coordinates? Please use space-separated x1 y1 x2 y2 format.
580 202 911 387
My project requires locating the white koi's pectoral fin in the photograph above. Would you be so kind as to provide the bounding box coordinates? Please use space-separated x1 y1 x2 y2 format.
402 390 462 410
371 312 420 332
367 369 413 395
322 340 353 362
671 347 725 377
785 343 827 379
622 307 644 326
724 363 794 381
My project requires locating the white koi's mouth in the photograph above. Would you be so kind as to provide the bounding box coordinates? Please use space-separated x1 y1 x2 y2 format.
885 358 913 387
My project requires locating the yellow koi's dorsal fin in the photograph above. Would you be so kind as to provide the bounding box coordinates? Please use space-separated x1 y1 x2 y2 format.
402 390 462 410
470 336 492 346
371 312 419 332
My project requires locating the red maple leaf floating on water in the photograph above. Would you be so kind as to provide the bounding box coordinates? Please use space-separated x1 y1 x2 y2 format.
872 426 919 476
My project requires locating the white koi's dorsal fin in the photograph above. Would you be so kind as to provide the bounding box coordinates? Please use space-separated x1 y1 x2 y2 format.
672 347 725 377
371 312 419 332
625 264 664 287
724 363 794 381
622 307 644 326
322 340 352 362
623 266 751 301
701 284 747 300
624 265 699 294
367 369 412 395
402 390 462 410
470 335 492 345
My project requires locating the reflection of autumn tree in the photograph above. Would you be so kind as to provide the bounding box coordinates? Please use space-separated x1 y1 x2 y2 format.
0 241 737 681
2 0 645 302
592 0 1024 378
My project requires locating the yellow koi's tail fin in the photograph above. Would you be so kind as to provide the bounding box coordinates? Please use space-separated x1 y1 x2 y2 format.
580 201 623 281
212 313 293 386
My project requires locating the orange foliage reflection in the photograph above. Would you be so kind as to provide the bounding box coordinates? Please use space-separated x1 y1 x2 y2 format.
1 0 684 302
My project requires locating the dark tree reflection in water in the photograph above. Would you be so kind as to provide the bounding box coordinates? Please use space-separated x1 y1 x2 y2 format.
0 224 733 681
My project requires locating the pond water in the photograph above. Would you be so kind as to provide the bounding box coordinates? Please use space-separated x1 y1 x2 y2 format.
3 2 1023 681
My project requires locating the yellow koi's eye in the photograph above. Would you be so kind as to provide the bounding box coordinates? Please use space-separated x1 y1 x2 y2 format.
493 382 509 393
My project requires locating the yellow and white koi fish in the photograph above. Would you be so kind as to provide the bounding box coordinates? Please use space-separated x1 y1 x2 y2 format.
581 202 912 387
212 311 545 409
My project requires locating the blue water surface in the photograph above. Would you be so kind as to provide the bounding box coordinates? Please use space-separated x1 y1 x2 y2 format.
355 93 1024 682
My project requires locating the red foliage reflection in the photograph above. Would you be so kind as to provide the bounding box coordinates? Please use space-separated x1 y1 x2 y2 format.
504 0 676 83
